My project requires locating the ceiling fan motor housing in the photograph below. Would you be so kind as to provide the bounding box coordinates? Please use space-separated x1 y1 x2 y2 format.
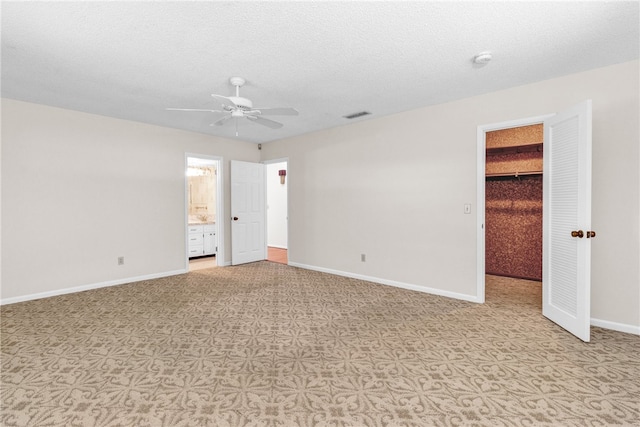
169 76 296 133
229 96 253 110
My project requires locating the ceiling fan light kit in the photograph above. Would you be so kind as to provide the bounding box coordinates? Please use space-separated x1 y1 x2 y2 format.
167 76 298 136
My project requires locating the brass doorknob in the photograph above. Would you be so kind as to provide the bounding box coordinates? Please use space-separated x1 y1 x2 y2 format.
586 231 596 238
571 230 584 238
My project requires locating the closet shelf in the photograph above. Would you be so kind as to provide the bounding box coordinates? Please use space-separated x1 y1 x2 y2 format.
486 142 543 156
486 170 543 178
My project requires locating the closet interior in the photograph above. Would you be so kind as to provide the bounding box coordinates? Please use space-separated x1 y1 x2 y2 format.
486 124 543 281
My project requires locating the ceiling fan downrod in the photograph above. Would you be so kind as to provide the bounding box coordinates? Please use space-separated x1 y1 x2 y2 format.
230 77 246 97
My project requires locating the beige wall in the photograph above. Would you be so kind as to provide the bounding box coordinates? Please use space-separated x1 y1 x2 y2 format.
1 99 259 301
262 60 640 330
2 60 638 331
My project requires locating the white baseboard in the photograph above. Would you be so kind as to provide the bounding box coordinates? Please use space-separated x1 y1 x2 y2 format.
0 269 188 306
288 263 640 335
5 263 636 337
288 262 481 303
591 318 640 336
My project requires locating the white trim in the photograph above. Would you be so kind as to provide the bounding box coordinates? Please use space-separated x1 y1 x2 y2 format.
185 153 224 268
217 161 225 266
262 157 289 165
591 318 640 336
476 126 486 304
476 114 554 302
263 157 290 259
289 262 481 303
289 263 639 336
0 269 187 306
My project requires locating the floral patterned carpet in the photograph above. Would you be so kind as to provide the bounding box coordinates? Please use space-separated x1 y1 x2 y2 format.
2 262 639 426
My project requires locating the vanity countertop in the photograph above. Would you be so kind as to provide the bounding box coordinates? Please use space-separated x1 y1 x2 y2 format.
188 222 216 226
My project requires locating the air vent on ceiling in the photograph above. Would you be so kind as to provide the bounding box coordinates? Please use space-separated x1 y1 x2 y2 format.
343 111 371 119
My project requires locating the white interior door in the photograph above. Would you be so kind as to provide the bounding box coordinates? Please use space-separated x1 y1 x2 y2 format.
231 160 266 265
543 100 592 342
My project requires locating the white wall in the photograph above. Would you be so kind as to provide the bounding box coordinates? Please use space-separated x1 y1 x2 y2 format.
1 99 259 302
266 161 288 249
262 60 640 331
2 61 638 331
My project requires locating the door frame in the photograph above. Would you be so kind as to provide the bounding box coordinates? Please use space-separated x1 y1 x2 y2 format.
185 153 224 269
476 114 554 302
263 157 289 261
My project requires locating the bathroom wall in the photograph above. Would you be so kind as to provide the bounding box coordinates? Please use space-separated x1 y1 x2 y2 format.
188 166 216 223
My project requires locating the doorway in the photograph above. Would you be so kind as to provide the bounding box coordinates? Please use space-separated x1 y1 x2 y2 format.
477 101 594 342
186 155 223 271
476 114 553 303
483 124 544 317
485 124 543 282
265 159 288 264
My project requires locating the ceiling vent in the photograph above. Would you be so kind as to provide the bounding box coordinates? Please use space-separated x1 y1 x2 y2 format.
343 111 371 119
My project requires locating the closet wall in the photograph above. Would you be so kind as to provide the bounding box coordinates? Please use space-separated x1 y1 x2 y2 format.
486 124 543 281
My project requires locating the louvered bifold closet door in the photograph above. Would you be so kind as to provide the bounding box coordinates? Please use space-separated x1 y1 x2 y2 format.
543 100 592 342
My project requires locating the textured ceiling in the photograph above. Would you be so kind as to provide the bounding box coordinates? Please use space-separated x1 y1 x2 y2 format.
2 1 638 144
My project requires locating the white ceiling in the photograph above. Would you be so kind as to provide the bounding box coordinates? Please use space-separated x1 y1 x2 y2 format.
2 1 638 144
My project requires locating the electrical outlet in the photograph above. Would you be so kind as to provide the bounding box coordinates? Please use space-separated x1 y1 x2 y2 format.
118 256 124 265
361 254 366 262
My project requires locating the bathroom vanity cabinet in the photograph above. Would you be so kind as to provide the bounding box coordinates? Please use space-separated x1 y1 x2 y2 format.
188 224 216 258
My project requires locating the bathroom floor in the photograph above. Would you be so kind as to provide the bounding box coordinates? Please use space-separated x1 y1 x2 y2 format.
188 248 287 270
267 247 288 264
189 255 216 271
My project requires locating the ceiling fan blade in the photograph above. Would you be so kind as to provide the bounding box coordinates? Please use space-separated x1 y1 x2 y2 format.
246 115 283 129
253 107 298 116
210 115 232 126
211 94 236 108
166 108 225 113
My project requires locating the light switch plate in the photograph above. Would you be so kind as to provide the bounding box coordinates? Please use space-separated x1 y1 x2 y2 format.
464 203 471 214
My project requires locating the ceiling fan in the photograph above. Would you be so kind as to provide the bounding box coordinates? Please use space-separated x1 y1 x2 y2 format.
167 77 298 135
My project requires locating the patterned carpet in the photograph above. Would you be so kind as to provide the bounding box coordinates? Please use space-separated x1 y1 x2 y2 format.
1 262 639 426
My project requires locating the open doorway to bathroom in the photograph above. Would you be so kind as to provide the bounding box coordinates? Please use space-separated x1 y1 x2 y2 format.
186 155 222 271
265 159 288 264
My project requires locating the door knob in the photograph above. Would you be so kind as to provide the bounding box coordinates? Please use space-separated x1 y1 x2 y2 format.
586 231 596 238
571 230 584 238
233 216 239 221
